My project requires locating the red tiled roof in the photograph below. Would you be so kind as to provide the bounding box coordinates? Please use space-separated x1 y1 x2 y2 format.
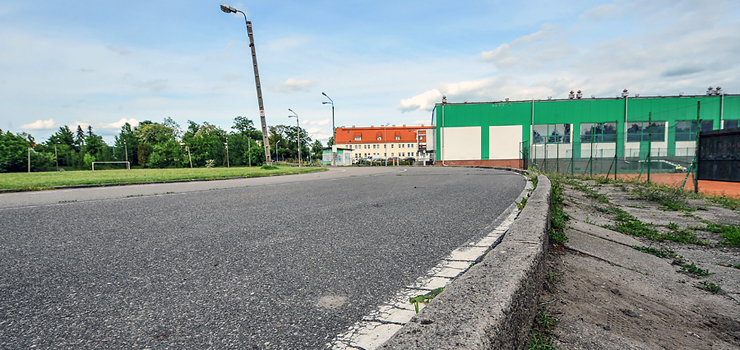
335 125 433 144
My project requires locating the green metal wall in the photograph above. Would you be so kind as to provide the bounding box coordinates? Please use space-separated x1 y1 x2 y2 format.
435 95 739 161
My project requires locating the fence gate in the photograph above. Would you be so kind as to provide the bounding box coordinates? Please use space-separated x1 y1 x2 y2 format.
698 129 740 182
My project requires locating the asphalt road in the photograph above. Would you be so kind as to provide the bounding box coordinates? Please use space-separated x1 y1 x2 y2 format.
0 167 526 349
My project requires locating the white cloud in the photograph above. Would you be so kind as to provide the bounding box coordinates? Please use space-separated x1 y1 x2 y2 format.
101 118 140 129
309 119 331 126
480 24 571 71
397 89 442 112
223 73 241 81
273 78 315 93
580 3 625 21
107 45 131 56
21 119 56 130
264 36 312 52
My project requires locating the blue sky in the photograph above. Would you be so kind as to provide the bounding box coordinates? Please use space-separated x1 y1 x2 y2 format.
2 0 740 145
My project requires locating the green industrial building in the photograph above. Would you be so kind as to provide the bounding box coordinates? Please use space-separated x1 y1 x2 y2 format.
433 89 739 173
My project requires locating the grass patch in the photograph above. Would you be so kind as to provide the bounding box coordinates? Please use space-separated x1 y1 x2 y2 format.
632 245 675 258
718 263 740 269
679 262 713 277
698 281 723 294
529 310 558 350
708 195 740 211
631 182 691 211
606 209 706 245
564 178 610 203
0 166 326 191
688 223 740 247
547 174 571 245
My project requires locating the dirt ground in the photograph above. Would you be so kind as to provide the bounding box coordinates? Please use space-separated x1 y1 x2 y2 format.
542 179 740 350
598 173 740 199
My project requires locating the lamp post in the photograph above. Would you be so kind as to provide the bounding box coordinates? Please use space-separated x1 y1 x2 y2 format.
288 108 301 167
28 147 31 173
54 141 59 171
321 92 335 166
123 139 128 168
220 3 272 165
384 123 389 166
224 141 230 168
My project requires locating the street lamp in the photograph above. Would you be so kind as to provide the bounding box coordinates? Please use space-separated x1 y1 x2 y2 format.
220 3 272 165
123 139 128 165
274 139 279 162
288 108 301 167
384 123 389 166
54 141 59 171
224 141 230 168
321 92 335 166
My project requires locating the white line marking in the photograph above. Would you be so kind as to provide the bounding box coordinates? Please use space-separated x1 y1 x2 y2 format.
329 174 532 349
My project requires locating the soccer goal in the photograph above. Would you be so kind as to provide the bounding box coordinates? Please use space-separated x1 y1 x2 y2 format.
91 161 130 171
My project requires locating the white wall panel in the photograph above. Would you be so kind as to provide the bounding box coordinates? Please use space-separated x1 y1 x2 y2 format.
489 125 522 159
442 127 481 160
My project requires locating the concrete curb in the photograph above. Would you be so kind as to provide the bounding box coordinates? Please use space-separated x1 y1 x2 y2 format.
381 174 551 349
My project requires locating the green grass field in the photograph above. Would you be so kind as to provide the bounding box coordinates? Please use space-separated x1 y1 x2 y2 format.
0 166 327 191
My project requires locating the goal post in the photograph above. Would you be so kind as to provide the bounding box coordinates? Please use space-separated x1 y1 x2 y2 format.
91 161 130 171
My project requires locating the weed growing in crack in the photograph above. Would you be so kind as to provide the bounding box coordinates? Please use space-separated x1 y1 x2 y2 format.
529 310 558 350
409 287 444 314
516 196 529 211
698 281 723 294
717 263 740 269
631 183 692 211
607 209 706 245
679 262 714 277
547 176 570 245
632 245 675 258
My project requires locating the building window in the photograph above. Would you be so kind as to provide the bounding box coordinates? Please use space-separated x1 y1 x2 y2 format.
676 120 713 141
391 144 394 148
377 136 381 140
725 120 740 129
580 122 617 143
627 121 666 142
354 136 361 141
396 136 400 140
533 124 571 144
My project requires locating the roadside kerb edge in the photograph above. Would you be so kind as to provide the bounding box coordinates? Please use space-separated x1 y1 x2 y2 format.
380 174 551 349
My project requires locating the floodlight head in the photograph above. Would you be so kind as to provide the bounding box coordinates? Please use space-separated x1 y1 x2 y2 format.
322 101 330 104
220 4 236 13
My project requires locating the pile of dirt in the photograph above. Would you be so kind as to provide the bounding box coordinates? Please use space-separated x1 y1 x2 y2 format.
542 179 740 350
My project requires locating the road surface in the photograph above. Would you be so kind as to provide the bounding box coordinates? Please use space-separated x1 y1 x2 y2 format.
0 166 526 349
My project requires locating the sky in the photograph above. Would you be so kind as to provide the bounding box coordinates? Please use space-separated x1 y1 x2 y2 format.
2 0 740 145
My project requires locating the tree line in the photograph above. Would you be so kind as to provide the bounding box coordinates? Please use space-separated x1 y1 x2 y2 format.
0 116 326 172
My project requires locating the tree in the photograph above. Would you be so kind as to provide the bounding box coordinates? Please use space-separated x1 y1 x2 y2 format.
0 130 32 172
233 116 256 135
327 135 335 147
311 140 324 161
133 118 182 168
75 125 85 148
181 121 227 167
114 122 138 165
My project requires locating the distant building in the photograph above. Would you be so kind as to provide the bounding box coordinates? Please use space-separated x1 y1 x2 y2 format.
433 91 739 168
334 125 435 162
322 146 353 166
